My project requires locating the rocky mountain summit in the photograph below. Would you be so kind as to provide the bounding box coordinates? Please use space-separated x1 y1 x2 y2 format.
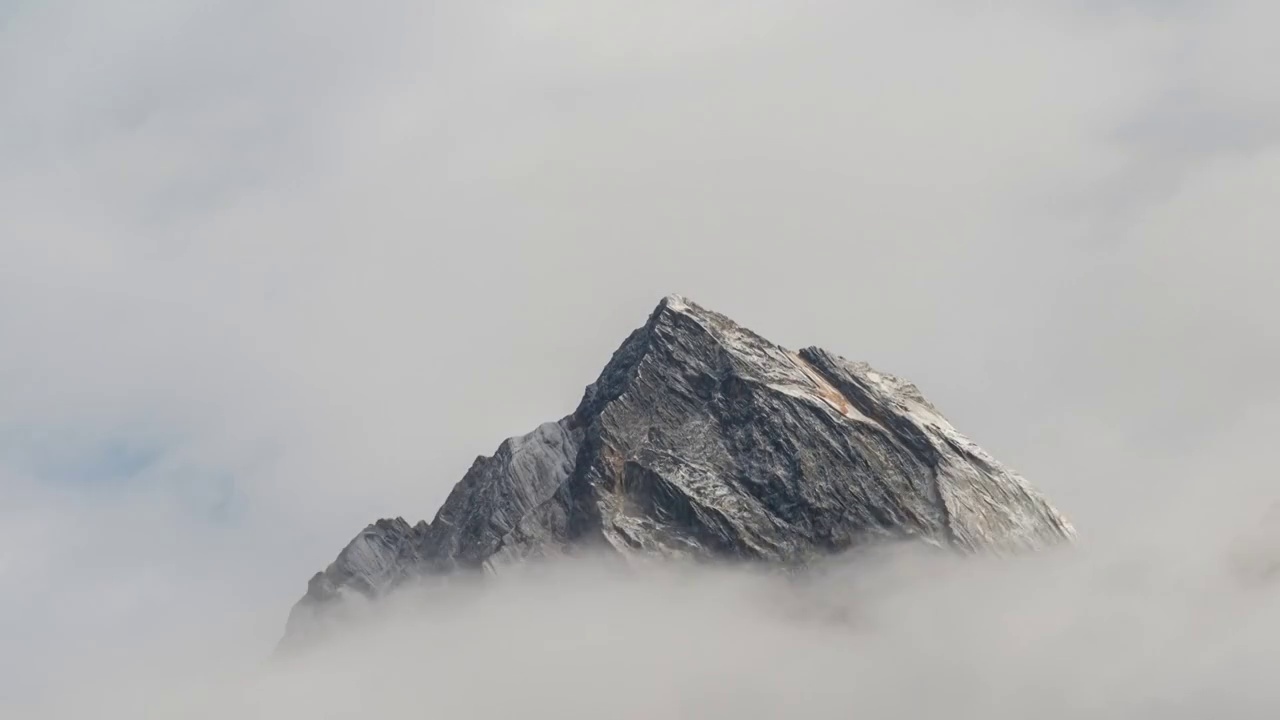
282 295 1074 645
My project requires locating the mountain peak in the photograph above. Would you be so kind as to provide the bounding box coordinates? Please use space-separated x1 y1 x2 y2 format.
281 296 1074 648
643 293 719 335
658 292 692 311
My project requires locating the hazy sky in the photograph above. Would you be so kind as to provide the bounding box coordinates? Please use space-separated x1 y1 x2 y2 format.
2 0 1278 714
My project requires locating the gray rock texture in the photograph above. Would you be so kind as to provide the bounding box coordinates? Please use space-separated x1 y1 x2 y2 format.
283 295 1074 645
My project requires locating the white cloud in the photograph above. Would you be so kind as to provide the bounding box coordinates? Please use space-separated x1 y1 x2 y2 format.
1 0 1277 714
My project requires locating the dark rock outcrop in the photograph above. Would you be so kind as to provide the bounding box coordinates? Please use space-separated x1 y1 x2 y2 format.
282 295 1074 645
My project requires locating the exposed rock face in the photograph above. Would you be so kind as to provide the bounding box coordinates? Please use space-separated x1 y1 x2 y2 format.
283 295 1074 645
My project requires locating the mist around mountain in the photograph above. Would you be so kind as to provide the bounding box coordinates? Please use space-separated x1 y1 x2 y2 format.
6 0 1280 716
39 534 1280 719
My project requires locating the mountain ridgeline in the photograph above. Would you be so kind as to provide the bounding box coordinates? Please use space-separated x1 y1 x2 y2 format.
282 295 1074 646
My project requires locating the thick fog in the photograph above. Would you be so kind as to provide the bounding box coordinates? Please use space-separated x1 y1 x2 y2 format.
1 0 1277 716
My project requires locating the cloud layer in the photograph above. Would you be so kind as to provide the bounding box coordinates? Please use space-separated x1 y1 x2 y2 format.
1 0 1277 714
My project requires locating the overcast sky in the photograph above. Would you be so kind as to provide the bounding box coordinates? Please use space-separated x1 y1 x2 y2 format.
2 0 1278 713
